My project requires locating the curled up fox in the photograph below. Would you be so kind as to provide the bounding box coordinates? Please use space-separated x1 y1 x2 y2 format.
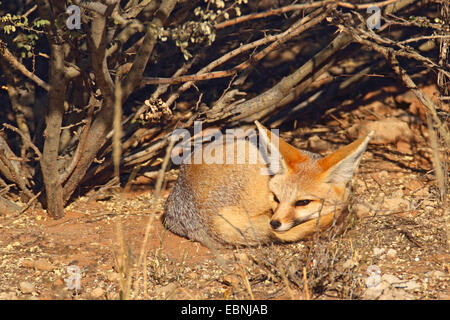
162 121 372 247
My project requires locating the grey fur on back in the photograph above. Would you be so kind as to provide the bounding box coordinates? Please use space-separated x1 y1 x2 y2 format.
162 162 253 246
162 166 207 244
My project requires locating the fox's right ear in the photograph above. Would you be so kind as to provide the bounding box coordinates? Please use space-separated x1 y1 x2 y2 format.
318 132 373 184
255 121 309 172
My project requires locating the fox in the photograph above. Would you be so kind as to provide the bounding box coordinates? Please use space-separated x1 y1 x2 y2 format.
162 121 373 247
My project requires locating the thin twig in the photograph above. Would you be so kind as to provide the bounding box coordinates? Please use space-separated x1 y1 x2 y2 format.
0 39 50 91
303 267 311 300
238 266 254 300
0 151 34 200
214 1 333 29
154 131 177 198
17 191 42 216
398 34 450 44
214 0 402 29
3 124 42 159
349 11 450 79
132 207 157 299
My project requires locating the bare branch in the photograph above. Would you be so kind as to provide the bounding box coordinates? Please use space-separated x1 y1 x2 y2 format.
208 9 344 124
158 7 328 111
3 124 42 159
337 19 449 146
121 0 178 100
37 0 68 218
214 0 403 29
0 142 34 200
0 39 50 91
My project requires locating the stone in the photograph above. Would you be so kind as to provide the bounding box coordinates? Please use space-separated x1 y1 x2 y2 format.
0 291 17 300
91 287 105 299
19 281 35 294
353 203 372 218
21 259 35 269
425 271 447 279
373 248 385 256
348 118 414 144
380 288 414 300
223 274 241 287
34 259 54 272
307 136 329 153
405 180 423 192
396 140 412 154
342 258 357 270
363 281 389 300
403 280 421 291
106 272 121 282
155 282 177 298
382 197 410 212
235 253 251 265
386 249 397 258
381 274 402 285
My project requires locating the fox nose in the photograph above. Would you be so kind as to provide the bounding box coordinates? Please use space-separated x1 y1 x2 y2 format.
270 219 281 230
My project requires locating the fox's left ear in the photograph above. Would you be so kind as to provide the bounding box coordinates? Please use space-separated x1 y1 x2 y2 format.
318 132 373 183
255 120 309 173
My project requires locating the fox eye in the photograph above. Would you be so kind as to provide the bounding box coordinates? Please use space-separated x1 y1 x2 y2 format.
295 200 312 207
273 194 280 203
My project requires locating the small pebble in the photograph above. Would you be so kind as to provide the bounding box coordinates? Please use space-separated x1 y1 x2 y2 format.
21 259 35 269
34 259 54 272
342 258 357 269
90 287 105 299
19 281 35 294
373 248 385 256
106 272 121 282
386 249 397 258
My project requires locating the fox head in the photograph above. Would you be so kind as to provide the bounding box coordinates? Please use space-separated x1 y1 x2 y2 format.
255 121 373 233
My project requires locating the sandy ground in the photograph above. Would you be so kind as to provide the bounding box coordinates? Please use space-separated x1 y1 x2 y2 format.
0 84 448 300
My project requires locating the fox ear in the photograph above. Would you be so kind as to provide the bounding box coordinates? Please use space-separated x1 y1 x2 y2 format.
255 121 309 172
318 132 373 183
